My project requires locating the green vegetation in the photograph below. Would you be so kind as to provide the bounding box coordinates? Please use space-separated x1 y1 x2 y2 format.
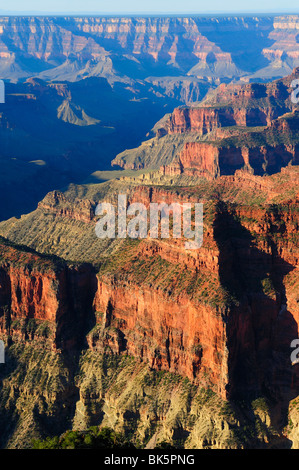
32 426 134 449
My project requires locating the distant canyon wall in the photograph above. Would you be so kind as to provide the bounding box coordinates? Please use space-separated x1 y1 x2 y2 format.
0 16 299 82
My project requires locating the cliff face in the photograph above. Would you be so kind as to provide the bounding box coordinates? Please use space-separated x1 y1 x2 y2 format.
0 240 97 350
90 193 299 399
157 70 298 136
0 164 299 447
161 142 220 179
160 140 299 179
1 165 299 406
91 276 228 396
38 190 95 224
114 69 299 177
0 210 296 403
160 105 267 136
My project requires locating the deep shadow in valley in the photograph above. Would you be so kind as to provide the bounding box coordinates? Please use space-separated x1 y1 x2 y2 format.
214 201 297 448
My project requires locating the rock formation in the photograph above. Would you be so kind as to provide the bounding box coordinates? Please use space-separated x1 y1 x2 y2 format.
114 69 299 178
0 164 298 448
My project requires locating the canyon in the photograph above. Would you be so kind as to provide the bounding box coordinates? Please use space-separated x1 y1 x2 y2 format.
0 76 176 221
0 16 299 84
0 162 298 448
1 15 299 221
0 15 298 450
